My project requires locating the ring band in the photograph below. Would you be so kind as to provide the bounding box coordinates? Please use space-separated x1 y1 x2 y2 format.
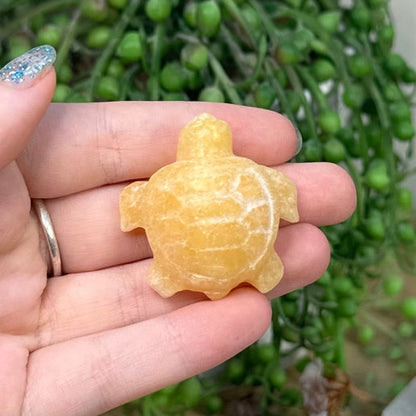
32 199 62 277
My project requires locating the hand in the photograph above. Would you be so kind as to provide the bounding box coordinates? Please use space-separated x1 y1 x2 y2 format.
0 67 355 415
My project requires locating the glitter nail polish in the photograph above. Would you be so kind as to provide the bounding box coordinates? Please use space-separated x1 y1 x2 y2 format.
0 45 56 88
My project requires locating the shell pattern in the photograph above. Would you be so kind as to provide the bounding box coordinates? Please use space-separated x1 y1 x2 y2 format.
120 113 299 300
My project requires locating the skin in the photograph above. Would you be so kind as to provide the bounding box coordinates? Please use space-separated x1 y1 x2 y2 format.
0 69 356 416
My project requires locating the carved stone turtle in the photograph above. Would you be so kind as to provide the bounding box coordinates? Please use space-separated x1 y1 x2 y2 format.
120 113 298 300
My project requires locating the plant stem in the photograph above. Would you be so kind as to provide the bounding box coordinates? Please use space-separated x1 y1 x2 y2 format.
277 7 351 86
335 320 346 370
344 157 365 222
0 0 27 14
352 112 370 168
235 35 268 89
208 52 242 105
284 65 319 139
176 30 243 101
120 64 140 100
296 64 329 111
219 25 252 79
221 0 257 47
87 0 142 101
273 298 301 332
148 22 165 101
264 60 296 123
248 0 281 45
54 8 81 74
278 6 330 44
0 0 79 43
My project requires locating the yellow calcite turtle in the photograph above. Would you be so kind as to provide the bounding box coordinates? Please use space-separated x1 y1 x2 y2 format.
120 113 298 300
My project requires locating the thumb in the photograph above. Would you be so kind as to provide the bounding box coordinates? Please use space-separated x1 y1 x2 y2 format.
0 45 56 170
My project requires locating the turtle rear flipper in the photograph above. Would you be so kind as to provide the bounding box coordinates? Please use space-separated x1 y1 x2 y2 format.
148 261 183 298
119 181 147 232
247 250 284 294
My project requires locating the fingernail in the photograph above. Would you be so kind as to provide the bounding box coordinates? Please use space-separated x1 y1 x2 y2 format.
295 127 303 155
0 45 56 89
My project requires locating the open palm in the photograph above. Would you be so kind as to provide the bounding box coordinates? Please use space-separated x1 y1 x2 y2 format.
0 70 356 416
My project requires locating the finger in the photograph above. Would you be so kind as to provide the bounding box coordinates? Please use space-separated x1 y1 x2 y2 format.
270 222 330 298
0 55 56 244
17 102 298 197
278 162 356 227
30 223 326 349
0 180 46 323
0 47 56 170
23 288 271 416
0 335 28 416
0 49 56 319
0 163 31 251
44 162 353 273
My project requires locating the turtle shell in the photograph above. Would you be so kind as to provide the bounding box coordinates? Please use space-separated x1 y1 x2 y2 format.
120 113 298 300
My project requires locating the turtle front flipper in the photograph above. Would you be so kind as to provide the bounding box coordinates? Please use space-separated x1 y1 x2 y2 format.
266 169 299 223
119 181 148 231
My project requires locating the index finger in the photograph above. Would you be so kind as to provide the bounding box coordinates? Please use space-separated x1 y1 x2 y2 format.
18 101 298 198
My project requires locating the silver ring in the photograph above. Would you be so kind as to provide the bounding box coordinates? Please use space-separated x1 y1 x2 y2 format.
32 199 62 277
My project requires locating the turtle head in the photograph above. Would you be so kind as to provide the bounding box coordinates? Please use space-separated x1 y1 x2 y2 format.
177 113 233 160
